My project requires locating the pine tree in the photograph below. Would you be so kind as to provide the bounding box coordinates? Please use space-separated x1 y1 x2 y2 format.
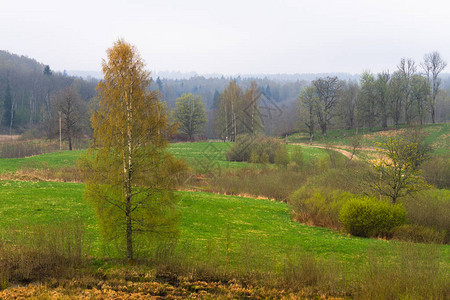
2 83 13 129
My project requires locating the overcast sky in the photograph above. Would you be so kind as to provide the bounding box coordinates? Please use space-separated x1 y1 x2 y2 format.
1 0 449 76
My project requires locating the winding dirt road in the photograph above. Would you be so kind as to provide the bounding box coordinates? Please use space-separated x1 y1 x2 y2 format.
291 143 361 160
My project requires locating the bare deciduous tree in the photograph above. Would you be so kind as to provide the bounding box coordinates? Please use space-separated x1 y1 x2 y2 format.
51 86 86 150
421 51 447 123
312 76 343 136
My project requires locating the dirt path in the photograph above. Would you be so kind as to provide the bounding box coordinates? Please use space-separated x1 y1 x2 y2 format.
291 143 360 160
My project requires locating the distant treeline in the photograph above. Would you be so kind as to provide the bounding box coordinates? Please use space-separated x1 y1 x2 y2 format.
1 50 449 140
0 51 97 136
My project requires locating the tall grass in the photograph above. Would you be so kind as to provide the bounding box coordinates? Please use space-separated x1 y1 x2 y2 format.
400 189 450 243
148 238 448 299
205 166 309 201
0 138 90 158
0 220 88 288
357 243 449 299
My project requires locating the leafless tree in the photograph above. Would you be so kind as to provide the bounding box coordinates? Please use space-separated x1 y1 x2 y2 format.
312 76 343 136
51 86 86 150
421 51 447 123
397 58 416 124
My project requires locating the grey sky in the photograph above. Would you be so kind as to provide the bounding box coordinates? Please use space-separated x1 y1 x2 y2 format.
1 0 449 75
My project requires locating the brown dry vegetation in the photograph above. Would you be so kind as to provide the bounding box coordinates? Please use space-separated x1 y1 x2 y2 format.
0 167 82 182
0 135 19 142
0 279 345 299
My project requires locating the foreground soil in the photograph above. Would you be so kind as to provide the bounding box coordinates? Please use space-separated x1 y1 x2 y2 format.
0 277 345 299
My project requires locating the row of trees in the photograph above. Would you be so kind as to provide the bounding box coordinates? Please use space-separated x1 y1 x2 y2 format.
213 81 262 141
0 51 97 135
79 40 447 262
170 81 264 142
298 52 447 139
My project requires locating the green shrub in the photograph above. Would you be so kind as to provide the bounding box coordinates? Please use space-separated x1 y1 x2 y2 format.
274 145 289 167
250 149 260 163
209 167 308 201
260 151 269 164
290 147 304 170
392 224 445 244
400 189 450 243
289 187 352 229
226 135 286 164
339 197 406 238
421 155 450 188
305 161 376 195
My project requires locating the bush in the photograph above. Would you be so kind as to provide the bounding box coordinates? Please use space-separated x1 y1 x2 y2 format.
290 147 304 171
289 187 352 230
226 135 287 164
305 161 376 195
208 167 308 202
339 197 406 238
392 224 445 244
274 145 289 167
400 189 450 243
421 155 450 188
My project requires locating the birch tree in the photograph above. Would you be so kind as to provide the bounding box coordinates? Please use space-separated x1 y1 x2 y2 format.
81 40 185 262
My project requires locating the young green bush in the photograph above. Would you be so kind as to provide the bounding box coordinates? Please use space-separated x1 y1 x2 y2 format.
226 135 286 164
208 167 308 201
421 155 450 188
305 160 376 195
400 189 450 243
290 147 304 171
392 224 445 244
289 187 352 229
274 145 289 167
339 197 406 238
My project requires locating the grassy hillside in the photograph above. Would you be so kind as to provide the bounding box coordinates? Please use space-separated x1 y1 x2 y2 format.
289 122 450 155
0 150 86 173
0 142 331 174
0 180 448 270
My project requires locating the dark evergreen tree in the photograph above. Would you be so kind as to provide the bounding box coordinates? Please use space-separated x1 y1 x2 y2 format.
156 76 163 91
43 65 52 76
2 83 13 128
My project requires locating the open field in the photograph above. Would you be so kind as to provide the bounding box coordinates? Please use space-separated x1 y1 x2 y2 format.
0 142 332 174
288 123 450 156
0 150 86 173
0 179 448 298
1 180 448 268
0 137 448 298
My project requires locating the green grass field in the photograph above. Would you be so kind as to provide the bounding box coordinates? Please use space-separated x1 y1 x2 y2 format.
0 142 331 174
288 122 450 155
0 138 448 297
1 180 448 273
0 150 86 173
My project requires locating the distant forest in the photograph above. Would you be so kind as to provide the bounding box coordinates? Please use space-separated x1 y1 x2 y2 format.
1 50 449 139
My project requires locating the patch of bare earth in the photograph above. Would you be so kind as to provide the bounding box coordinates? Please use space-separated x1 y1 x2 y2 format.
0 135 19 142
0 279 346 299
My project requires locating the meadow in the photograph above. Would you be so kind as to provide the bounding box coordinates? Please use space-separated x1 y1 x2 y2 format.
288 123 450 155
1 180 448 298
0 130 449 298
